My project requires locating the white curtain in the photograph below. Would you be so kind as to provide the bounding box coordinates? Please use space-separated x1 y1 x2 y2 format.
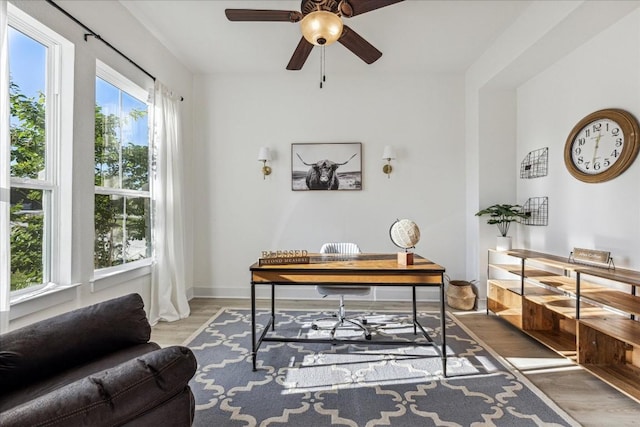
149 81 190 325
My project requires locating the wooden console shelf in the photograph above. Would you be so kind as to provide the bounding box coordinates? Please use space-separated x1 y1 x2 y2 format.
487 249 640 402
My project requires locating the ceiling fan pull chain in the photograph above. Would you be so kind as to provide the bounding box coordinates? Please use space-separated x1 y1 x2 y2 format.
320 45 326 89
319 45 324 88
323 46 327 84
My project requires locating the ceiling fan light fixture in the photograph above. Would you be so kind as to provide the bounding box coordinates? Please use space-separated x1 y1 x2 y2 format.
300 10 343 46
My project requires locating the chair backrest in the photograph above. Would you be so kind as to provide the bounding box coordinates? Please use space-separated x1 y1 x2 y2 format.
320 242 361 254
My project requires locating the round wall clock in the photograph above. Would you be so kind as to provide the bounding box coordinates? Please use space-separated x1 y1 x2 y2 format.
564 108 640 183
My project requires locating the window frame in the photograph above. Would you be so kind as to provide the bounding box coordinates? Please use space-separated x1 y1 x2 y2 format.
3 4 74 306
93 60 153 281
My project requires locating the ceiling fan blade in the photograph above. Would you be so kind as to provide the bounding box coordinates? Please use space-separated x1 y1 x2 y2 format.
225 9 302 22
338 25 382 64
286 37 314 70
343 0 404 17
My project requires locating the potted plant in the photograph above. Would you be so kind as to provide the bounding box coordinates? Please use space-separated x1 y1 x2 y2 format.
475 204 529 250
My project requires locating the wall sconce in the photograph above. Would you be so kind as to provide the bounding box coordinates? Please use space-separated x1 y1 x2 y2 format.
382 146 395 178
257 147 272 179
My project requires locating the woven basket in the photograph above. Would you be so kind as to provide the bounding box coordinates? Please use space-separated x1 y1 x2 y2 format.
446 280 477 310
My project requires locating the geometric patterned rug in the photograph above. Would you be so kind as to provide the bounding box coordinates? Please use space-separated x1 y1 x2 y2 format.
184 309 580 427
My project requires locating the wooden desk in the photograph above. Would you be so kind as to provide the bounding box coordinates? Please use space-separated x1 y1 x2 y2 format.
249 253 447 374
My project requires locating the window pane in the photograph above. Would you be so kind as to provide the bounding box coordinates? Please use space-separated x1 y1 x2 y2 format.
124 196 151 261
95 194 124 268
95 77 149 190
95 78 121 187
10 188 45 291
121 94 149 191
8 26 48 292
9 27 46 179
94 71 151 272
94 194 150 269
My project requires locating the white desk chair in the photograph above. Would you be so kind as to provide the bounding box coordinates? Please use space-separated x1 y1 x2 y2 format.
312 242 371 340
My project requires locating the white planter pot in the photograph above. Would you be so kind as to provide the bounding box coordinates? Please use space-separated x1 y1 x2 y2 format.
496 236 512 251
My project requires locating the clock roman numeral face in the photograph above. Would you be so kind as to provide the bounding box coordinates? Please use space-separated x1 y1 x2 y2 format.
571 118 624 174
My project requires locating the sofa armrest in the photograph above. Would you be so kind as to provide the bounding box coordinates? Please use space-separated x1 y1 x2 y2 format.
1 293 151 391
0 346 197 427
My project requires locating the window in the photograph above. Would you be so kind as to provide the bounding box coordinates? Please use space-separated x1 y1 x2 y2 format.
94 63 151 271
3 7 73 297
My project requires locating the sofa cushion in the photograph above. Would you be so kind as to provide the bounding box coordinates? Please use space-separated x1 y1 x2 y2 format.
0 342 160 413
0 346 197 427
122 387 194 427
0 293 151 393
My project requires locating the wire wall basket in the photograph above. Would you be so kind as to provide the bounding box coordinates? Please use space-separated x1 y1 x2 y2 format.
522 197 548 226
520 147 548 179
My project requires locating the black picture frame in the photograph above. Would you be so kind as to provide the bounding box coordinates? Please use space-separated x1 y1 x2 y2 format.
291 143 362 191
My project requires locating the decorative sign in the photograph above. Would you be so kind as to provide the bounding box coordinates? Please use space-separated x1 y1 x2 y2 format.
259 250 310 266
570 248 613 268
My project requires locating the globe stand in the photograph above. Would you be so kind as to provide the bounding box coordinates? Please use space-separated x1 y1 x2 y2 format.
397 251 414 266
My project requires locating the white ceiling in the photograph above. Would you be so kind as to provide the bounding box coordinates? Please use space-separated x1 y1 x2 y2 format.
120 0 532 75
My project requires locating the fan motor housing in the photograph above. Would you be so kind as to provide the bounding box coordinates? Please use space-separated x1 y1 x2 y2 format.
301 0 343 15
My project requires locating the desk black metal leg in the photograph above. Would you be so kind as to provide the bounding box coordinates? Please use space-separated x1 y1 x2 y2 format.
412 286 417 335
271 284 275 331
440 276 447 377
251 283 257 371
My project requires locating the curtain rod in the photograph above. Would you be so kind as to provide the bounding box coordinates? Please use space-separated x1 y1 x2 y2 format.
44 0 185 101
45 0 155 81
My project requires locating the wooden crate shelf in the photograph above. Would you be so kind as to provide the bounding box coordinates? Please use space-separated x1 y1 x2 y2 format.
579 317 640 347
578 317 640 402
487 248 640 403
489 263 522 272
525 294 579 319
487 302 522 329
512 268 557 278
580 289 640 317
535 275 603 294
488 280 523 328
582 364 640 402
488 279 521 293
526 329 577 357
525 294 612 319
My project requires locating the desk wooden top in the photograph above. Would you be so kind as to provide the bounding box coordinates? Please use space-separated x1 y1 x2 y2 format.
250 253 445 285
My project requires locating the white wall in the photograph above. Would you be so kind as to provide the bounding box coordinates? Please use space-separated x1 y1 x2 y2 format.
517 9 640 268
8 0 194 329
9 0 640 327
191 71 467 300
467 1 640 298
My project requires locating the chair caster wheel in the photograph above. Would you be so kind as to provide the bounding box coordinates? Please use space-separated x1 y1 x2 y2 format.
311 324 319 330
362 319 368 325
365 334 372 340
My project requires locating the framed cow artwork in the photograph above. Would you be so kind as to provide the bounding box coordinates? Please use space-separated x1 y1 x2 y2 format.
291 142 362 191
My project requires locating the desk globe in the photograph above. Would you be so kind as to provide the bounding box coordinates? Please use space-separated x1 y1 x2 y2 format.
389 219 420 265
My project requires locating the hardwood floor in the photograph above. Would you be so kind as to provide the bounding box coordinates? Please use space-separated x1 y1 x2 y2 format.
152 298 640 426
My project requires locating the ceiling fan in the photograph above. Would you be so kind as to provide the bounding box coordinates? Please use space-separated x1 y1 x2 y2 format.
225 0 404 70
